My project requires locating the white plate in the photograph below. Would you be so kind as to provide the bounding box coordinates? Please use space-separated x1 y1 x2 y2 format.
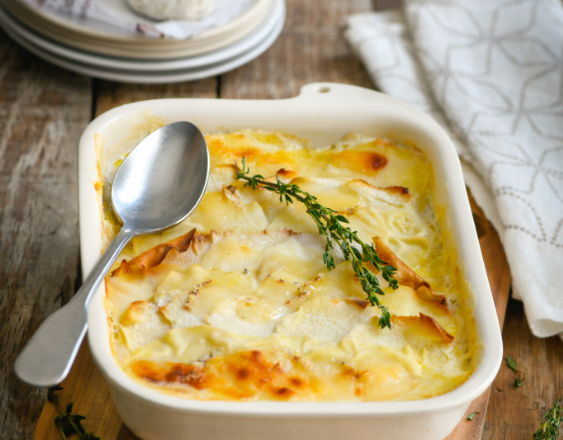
4 0 265 43
0 0 280 71
0 0 273 59
0 0 285 83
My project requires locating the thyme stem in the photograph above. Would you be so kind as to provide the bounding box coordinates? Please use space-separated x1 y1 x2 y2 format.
47 386 99 440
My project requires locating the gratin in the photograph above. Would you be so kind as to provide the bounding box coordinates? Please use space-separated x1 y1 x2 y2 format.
101 129 479 402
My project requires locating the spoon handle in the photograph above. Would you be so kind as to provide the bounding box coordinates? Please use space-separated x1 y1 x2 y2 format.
14 227 135 387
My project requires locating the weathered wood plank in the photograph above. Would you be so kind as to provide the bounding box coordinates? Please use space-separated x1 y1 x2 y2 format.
0 28 92 440
94 79 218 117
373 0 402 11
220 0 373 99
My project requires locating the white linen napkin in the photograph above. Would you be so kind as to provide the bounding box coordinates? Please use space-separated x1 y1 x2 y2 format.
22 0 256 39
345 0 563 338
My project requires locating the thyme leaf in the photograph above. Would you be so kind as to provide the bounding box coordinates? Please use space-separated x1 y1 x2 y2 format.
467 411 480 421
235 158 399 328
506 356 518 372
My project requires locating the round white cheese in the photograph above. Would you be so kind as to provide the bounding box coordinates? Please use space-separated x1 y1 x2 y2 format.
126 0 219 21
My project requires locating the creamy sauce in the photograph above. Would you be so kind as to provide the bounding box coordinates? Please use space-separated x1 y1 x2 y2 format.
101 130 479 402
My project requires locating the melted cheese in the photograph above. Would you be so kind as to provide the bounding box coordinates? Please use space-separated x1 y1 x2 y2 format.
102 129 479 402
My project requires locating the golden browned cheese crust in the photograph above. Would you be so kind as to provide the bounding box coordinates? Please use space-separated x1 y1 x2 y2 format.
100 129 480 402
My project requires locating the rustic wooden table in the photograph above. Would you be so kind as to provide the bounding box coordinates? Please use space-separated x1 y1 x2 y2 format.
1 1 562 439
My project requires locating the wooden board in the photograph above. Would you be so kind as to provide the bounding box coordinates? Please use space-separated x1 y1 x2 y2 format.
32 190 511 440
484 299 563 439
442 193 511 440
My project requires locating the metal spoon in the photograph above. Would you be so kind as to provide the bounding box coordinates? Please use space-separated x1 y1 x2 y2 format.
14 121 210 387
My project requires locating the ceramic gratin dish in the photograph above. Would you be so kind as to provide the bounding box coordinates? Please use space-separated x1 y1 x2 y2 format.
78 83 503 440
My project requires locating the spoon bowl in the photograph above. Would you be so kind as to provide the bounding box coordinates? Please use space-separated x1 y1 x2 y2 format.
113 121 209 232
14 121 209 387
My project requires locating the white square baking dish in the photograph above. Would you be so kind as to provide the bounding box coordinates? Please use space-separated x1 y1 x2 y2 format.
79 82 503 440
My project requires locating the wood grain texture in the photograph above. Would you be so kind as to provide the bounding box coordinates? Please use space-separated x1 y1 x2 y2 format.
219 0 373 99
34 344 124 440
468 192 511 328
0 28 91 440
373 0 403 11
94 79 218 117
483 299 563 440
442 191 511 440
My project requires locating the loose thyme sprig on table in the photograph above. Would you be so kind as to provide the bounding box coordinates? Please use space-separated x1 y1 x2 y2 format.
47 386 100 440
533 399 562 440
506 356 526 389
235 158 399 329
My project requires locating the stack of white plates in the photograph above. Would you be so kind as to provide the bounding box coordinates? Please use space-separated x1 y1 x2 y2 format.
0 0 285 83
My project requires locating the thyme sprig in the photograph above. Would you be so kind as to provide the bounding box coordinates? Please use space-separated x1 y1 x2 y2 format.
533 399 562 440
235 158 399 329
47 386 100 440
